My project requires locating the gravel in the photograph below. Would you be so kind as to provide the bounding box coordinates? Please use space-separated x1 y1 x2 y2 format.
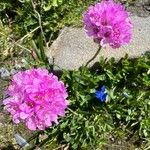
0 67 10 78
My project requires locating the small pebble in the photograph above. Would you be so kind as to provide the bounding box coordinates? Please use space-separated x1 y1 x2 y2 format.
0 67 10 78
10 69 17 75
14 133 29 148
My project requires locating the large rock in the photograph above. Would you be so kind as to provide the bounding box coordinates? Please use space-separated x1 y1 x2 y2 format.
127 0 150 17
46 15 150 70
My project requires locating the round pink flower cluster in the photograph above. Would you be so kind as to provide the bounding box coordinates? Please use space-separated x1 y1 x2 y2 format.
83 0 133 48
3 68 68 131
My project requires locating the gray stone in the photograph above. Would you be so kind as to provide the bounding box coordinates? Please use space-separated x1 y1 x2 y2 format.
10 69 18 75
144 5 150 11
136 0 150 6
46 15 150 70
128 0 150 17
14 134 29 148
127 6 150 17
0 67 10 78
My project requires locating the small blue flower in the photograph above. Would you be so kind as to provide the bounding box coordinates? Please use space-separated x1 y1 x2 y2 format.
95 85 107 102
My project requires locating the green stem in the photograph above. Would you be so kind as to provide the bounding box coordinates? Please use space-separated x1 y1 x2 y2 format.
85 45 102 67
68 108 87 121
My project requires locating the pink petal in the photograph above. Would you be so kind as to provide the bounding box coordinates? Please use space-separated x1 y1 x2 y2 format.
26 118 36 131
20 112 29 119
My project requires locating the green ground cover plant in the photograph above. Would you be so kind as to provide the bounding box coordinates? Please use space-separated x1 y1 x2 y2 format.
46 54 150 149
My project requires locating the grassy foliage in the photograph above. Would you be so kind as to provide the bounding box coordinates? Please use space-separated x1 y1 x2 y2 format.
0 0 98 39
36 53 150 150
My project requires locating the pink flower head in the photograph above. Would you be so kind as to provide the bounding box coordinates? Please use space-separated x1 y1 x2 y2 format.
3 68 68 131
83 0 133 48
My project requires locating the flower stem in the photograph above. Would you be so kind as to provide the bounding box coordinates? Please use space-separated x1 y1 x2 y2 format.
85 45 101 67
